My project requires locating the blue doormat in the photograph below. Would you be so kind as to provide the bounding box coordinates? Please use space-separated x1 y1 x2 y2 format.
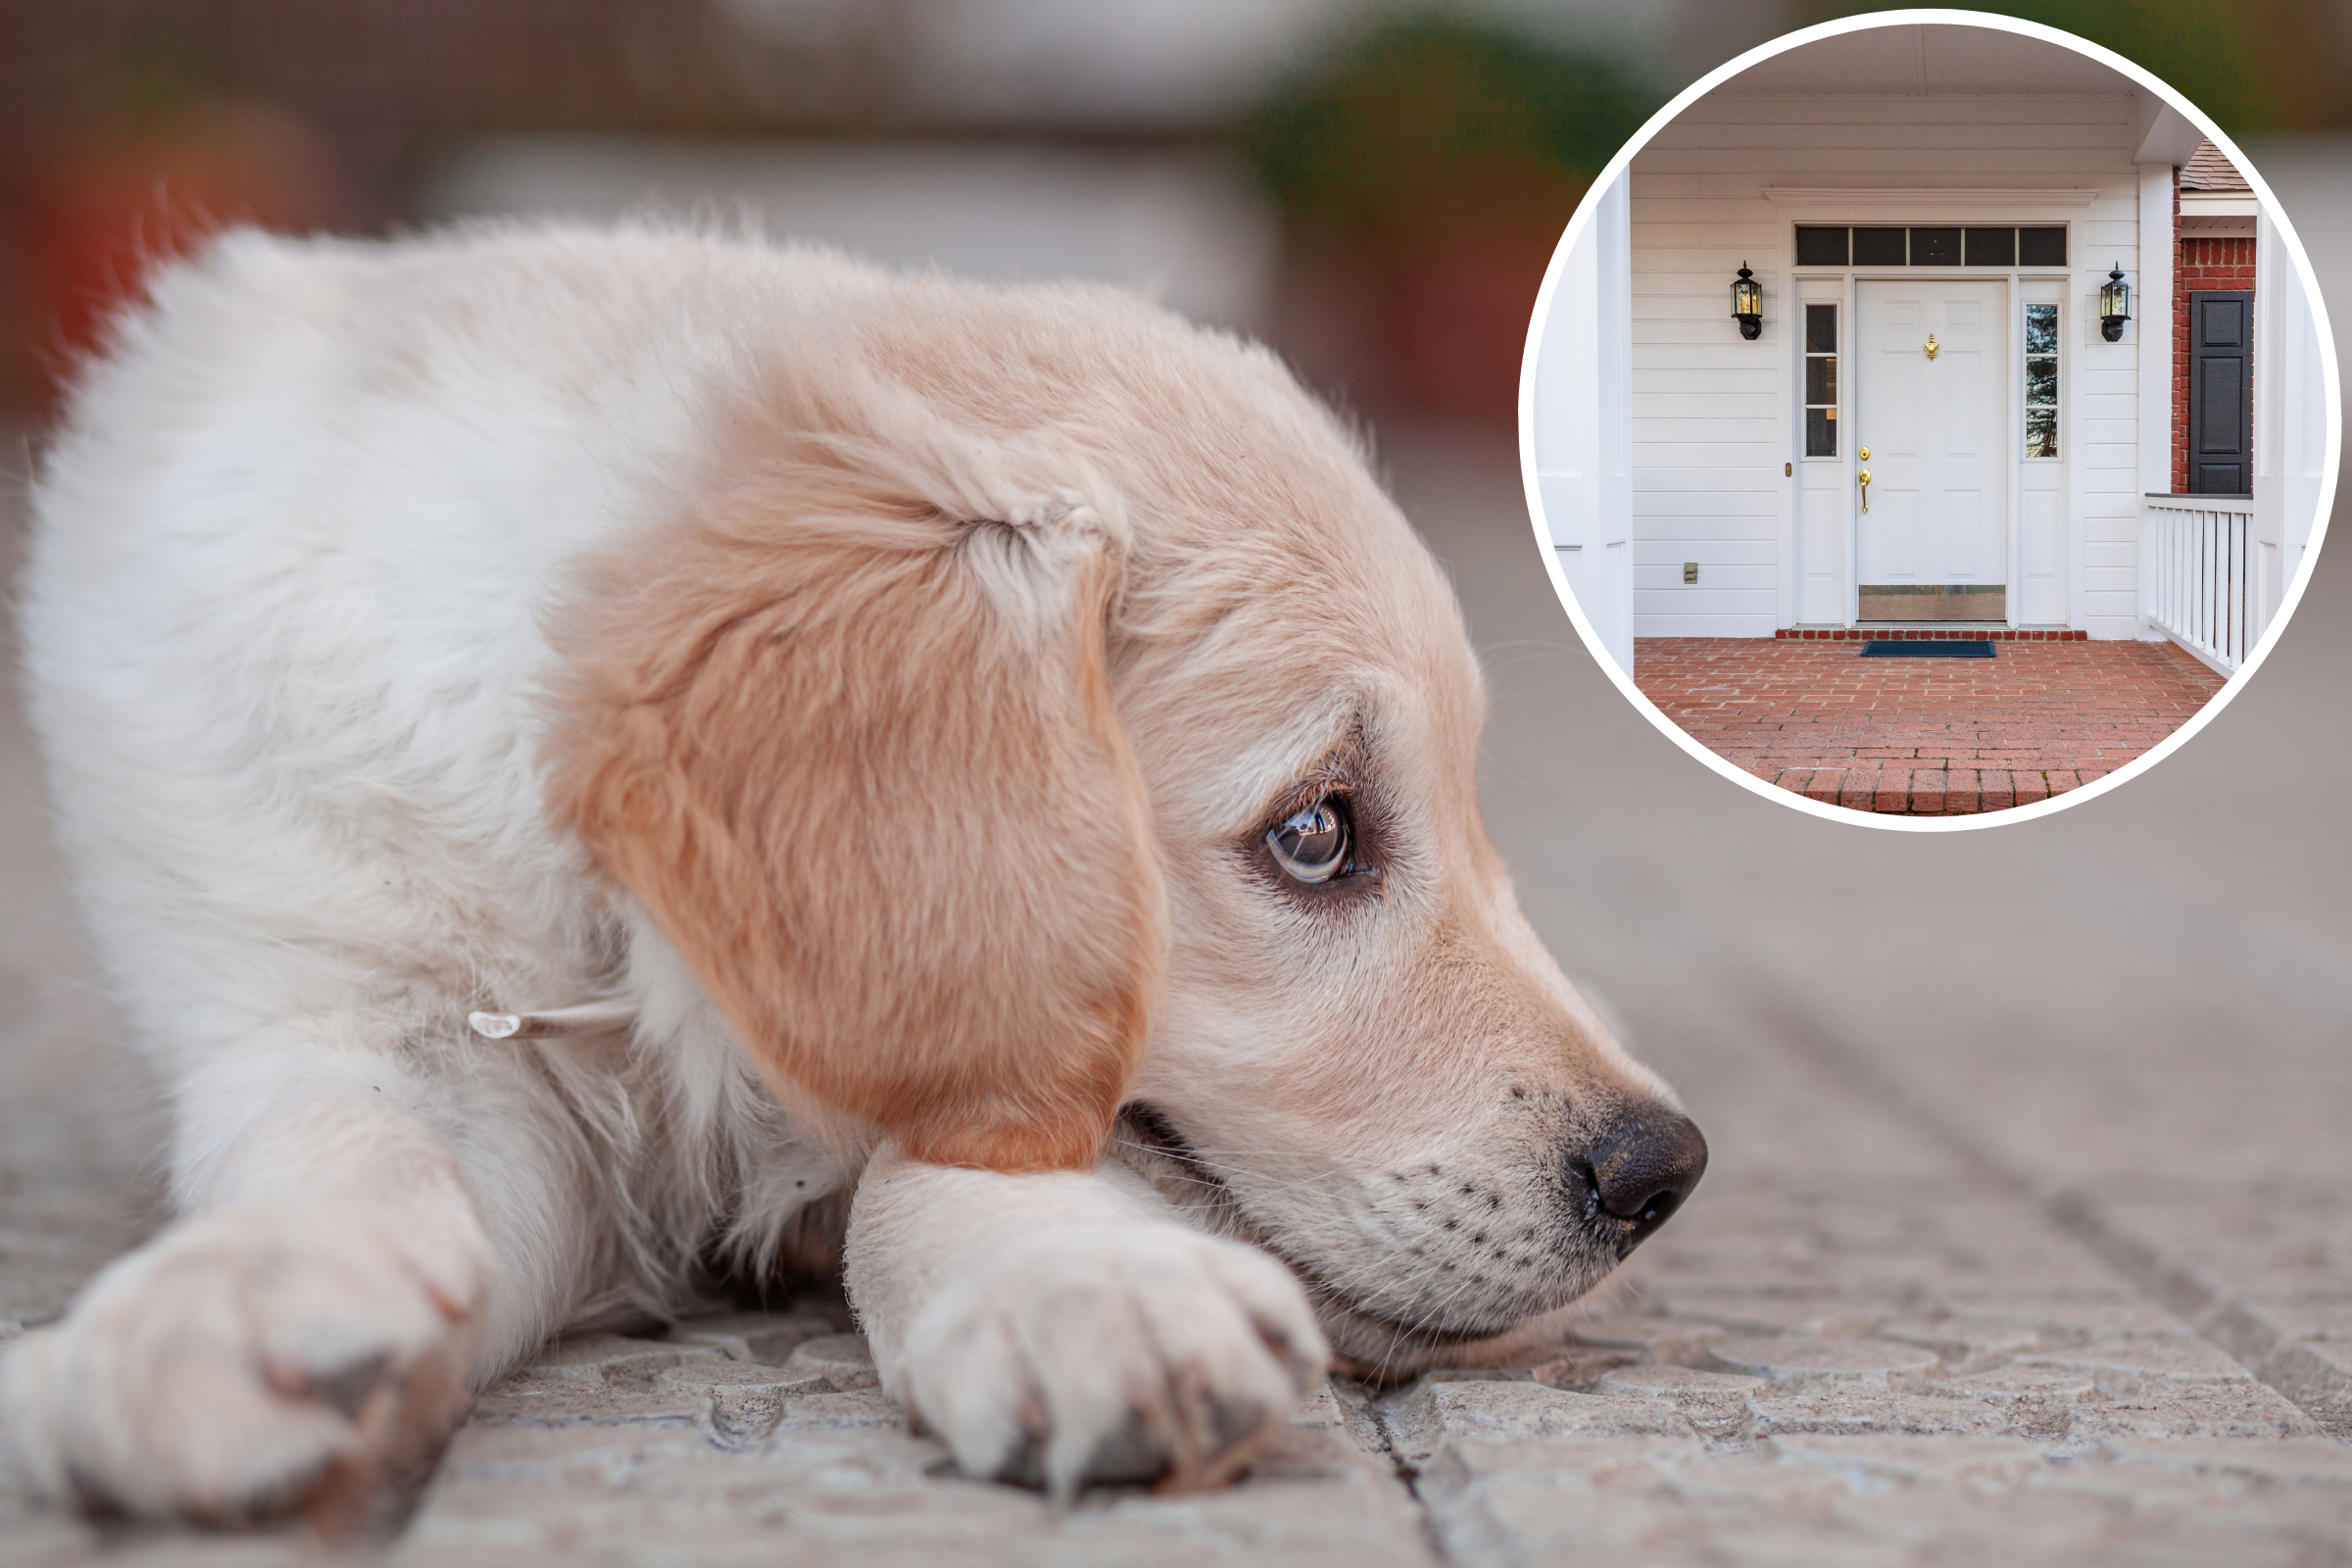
1861 641 1995 658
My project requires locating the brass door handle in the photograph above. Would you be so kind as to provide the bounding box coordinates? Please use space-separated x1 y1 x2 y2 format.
1858 468 1871 513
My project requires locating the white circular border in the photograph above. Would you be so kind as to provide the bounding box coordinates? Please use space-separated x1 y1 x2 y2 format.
1517 6 2343 833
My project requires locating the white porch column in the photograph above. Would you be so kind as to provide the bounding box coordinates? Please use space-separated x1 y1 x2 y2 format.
2254 204 2328 638
2134 161 2176 640
1532 170 1634 676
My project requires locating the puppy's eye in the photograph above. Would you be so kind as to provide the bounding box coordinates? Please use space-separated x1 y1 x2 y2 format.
1267 796 1350 884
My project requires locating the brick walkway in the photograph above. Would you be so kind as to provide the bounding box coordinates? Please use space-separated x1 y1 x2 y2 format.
1636 637 2228 814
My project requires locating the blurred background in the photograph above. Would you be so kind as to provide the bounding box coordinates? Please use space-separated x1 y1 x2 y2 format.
3 0 2345 430
1 0 2351 1371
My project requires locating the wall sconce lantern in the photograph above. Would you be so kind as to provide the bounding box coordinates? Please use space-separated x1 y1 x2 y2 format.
2099 264 2132 342
1731 263 1763 340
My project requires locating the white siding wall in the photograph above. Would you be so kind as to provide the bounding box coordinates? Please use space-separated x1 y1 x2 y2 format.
1627 94 2149 637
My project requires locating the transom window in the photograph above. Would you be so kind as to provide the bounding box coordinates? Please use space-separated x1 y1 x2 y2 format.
2025 304 2059 459
1804 304 1838 458
1795 225 2068 268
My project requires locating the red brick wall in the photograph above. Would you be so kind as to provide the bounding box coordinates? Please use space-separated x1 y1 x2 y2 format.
2172 232 2259 493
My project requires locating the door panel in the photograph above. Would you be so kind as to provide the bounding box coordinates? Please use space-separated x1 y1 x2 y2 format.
1877 485 1921 578
1944 350 1983 458
1948 488 1982 576
1855 279 2009 619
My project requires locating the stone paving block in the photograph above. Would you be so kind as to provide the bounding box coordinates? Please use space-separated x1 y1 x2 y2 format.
1592 1364 1766 1436
1821 1486 2337 1568
1410 1431 2272 1568
783 1334 880 1391
772 1388 912 1433
1556 1313 1727 1366
2253 1300 2352 1341
1383 1379 1696 1463
468 1338 738 1427
2024 1445 2352 1551
2060 1379 2326 1442
1928 1368 2100 1439
2088 1435 2352 1489
692 1363 840 1447
1525 1347 1643 1389
1765 1432 2046 1490
1407 1439 1720 1568
1926 1294 2197 1341
1706 1336 1945 1392
1876 1314 2047 1371
1746 1392 2020 1440
462 1331 850 1437
1651 1296 1898 1339
1638 1194 2131 1301
2011 1335 2261 1393
666 1310 845 1365
2258 1339 2352 1432
400 1371 1433 1568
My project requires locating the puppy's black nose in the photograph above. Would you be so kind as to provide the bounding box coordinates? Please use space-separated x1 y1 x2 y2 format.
1587 1112 1707 1246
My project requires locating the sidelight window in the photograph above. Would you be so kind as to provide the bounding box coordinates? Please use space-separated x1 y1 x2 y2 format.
2025 304 2059 459
1804 304 1838 457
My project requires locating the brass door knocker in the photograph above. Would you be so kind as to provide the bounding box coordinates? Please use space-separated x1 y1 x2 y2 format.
1924 332 1939 360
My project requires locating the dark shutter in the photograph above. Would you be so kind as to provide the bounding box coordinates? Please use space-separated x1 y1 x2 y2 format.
2188 290 2253 495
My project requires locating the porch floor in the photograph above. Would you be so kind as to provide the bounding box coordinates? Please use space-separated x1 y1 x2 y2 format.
1635 635 2228 814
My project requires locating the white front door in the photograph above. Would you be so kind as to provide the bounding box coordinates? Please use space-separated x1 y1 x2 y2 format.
1854 280 2009 621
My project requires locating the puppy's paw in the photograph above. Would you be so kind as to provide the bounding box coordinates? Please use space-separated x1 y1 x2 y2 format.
891 1226 1327 1498
0 1204 487 1526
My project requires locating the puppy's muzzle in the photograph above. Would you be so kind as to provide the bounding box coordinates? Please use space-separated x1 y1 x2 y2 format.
1572 1110 1708 1254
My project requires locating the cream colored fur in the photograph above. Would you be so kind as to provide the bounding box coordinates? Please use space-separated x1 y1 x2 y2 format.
5 224 1691 1518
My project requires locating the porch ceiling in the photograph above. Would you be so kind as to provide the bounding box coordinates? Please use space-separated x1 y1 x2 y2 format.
1719 23 2135 97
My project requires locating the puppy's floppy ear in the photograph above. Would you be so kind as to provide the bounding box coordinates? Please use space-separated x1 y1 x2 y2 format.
547 451 1162 1173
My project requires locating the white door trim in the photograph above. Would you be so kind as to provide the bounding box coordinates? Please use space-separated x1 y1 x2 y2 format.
1776 209 2080 628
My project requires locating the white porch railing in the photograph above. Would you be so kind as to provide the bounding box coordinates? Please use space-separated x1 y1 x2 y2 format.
2145 494 2258 675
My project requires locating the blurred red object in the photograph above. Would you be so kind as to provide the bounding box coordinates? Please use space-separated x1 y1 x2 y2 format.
10 104 339 409
1244 19 1658 429
1380 217 1562 426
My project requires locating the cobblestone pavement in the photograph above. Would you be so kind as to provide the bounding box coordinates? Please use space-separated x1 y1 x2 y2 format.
5 145 2350 1568
1633 636 2227 814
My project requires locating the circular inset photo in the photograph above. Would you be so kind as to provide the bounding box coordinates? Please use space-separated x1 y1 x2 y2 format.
1521 10 2339 827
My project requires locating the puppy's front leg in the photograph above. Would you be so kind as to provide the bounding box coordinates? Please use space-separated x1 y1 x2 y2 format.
846 1143 1328 1497
2 1054 506 1525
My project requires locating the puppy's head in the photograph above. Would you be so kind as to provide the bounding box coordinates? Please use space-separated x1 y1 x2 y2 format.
549 261 1700 1372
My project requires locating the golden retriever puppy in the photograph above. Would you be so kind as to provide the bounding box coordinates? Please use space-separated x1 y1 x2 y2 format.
3 224 1704 1517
